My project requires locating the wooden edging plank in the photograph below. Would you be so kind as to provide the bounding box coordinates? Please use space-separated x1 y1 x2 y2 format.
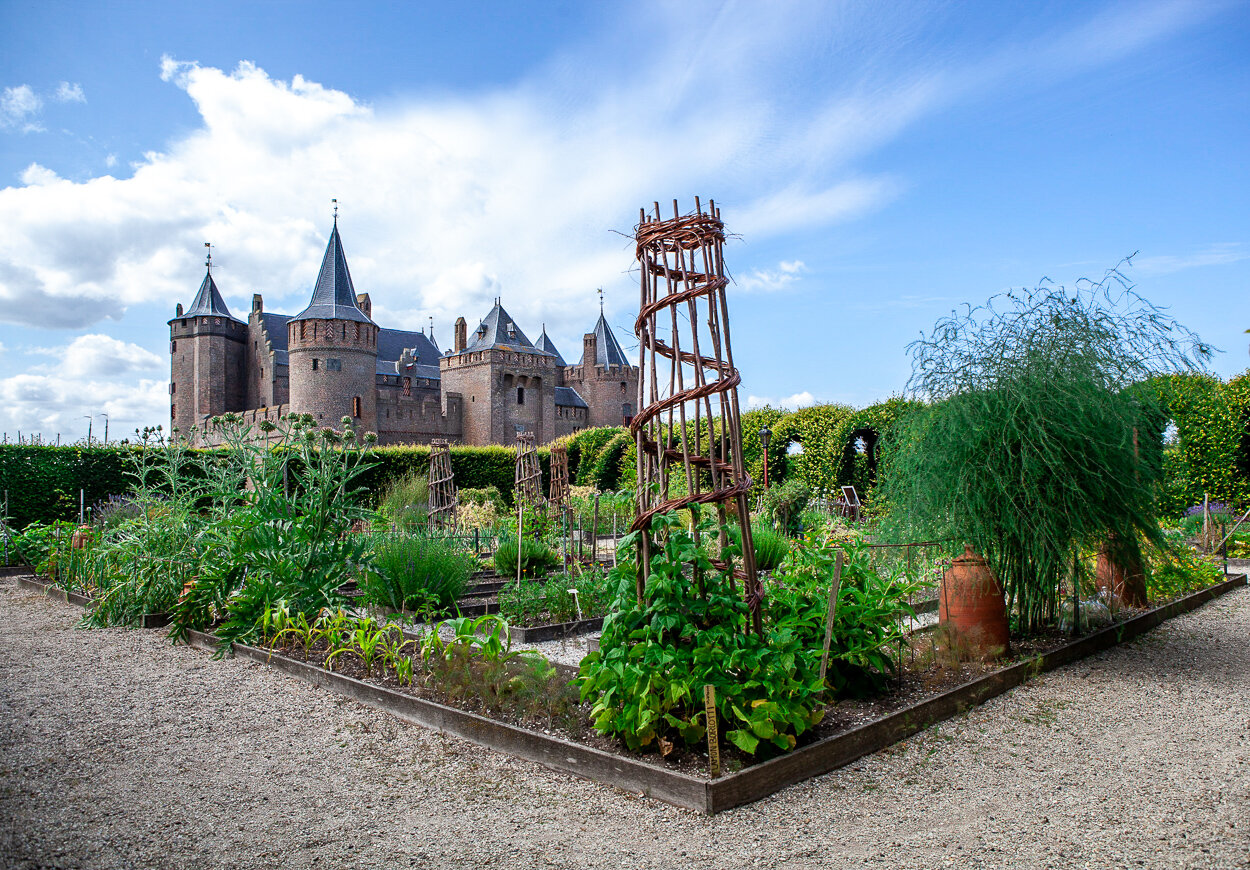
11 569 1246 814
510 616 604 644
704 572 1248 813
182 629 709 811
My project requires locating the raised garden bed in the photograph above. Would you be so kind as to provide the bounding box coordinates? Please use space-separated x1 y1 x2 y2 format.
14 574 170 628
0 565 33 578
10 567 1244 813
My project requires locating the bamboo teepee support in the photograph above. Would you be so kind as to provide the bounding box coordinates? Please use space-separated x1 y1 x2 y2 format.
631 196 762 634
427 439 457 533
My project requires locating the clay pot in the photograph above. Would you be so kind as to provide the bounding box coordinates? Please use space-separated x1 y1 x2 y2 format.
70 526 93 550
1096 538 1146 607
939 546 1010 659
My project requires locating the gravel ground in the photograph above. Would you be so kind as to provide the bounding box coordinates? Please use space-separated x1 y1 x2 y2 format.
1 575 1247 870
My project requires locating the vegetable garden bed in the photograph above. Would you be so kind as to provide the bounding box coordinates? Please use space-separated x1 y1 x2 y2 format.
9 569 1244 813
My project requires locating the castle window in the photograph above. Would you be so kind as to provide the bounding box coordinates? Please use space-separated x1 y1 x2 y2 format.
327 358 341 372
354 323 360 341
170 340 177 353
352 397 362 418
621 382 627 394
517 387 525 405
171 403 176 417
312 359 319 371
342 324 347 340
170 382 176 394
180 319 186 328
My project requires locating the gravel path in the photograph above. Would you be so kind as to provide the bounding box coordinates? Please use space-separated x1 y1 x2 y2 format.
1 575 1247 870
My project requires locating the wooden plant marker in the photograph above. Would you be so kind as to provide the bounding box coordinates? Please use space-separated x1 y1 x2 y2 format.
818 550 845 684
704 684 720 778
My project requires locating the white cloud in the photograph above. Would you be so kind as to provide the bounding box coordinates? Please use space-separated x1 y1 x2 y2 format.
1133 244 1249 276
54 82 86 104
1 85 44 132
0 373 168 441
104 153 117 168
735 259 807 294
747 391 816 410
29 333 163 379
20 163 60 186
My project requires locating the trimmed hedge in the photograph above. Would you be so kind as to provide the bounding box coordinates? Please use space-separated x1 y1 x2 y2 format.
0 445 133 528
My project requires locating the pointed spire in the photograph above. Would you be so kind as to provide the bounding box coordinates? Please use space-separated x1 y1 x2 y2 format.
184 255 240 321
291 222 373 323
585 307 629 368
535 323 567 366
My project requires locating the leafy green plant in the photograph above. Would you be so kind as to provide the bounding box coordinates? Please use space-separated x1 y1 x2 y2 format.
578 511 826 757
498 568 613 626
360 532 477 614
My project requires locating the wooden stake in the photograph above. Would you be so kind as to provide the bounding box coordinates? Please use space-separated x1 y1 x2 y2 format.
704 684 720 778
592 494 601 564
818 550 845 685
516 500 524 588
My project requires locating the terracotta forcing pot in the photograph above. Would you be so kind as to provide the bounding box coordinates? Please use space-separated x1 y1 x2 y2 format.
939 546 1010 659
70 526 93 550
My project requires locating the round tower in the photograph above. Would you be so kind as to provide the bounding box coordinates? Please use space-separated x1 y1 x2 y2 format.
287 222 378 431
169 259 246 443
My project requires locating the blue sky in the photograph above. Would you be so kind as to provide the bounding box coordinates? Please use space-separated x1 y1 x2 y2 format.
0 0 1246 441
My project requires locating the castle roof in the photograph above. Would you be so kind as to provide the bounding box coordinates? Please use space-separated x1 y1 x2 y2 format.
555 386 588 409
290 224 373 324
378 327 441 364
582 311 630 368
464 300 552 356
534 325 566 366
184 269 241 322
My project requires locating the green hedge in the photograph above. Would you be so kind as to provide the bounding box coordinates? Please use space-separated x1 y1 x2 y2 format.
0 445 133 527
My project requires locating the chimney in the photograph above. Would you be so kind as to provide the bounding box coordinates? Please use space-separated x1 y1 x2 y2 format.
454 317 467 353
252 294 263 314
176 303 184 316
355 293 371 318
583 332 597 368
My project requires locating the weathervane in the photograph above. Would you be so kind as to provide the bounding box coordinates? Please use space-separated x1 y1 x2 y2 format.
598 287 604 313
332 198 338 225
204 241 213 272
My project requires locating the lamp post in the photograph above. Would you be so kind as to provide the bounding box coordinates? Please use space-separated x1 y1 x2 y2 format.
101 413 109 445
759 426 772 489
83 414 93 446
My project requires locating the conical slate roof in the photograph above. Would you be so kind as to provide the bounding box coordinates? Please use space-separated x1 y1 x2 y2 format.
535 325 566 366
583 311 630 368
184 269 241 321
464 300 551 355
290 224 373 324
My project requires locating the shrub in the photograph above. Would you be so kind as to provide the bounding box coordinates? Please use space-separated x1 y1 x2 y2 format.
377 470 429 529
493 534 558 579
751 523 790 571
360 532 477 613
759 477 811 534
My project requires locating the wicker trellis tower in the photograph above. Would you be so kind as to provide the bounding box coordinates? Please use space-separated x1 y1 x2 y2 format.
548 443 570 507
631 197 762 633
427 439 457 533
514 432 544 509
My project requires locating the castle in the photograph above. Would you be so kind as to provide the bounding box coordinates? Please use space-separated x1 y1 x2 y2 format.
169 221 639 447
